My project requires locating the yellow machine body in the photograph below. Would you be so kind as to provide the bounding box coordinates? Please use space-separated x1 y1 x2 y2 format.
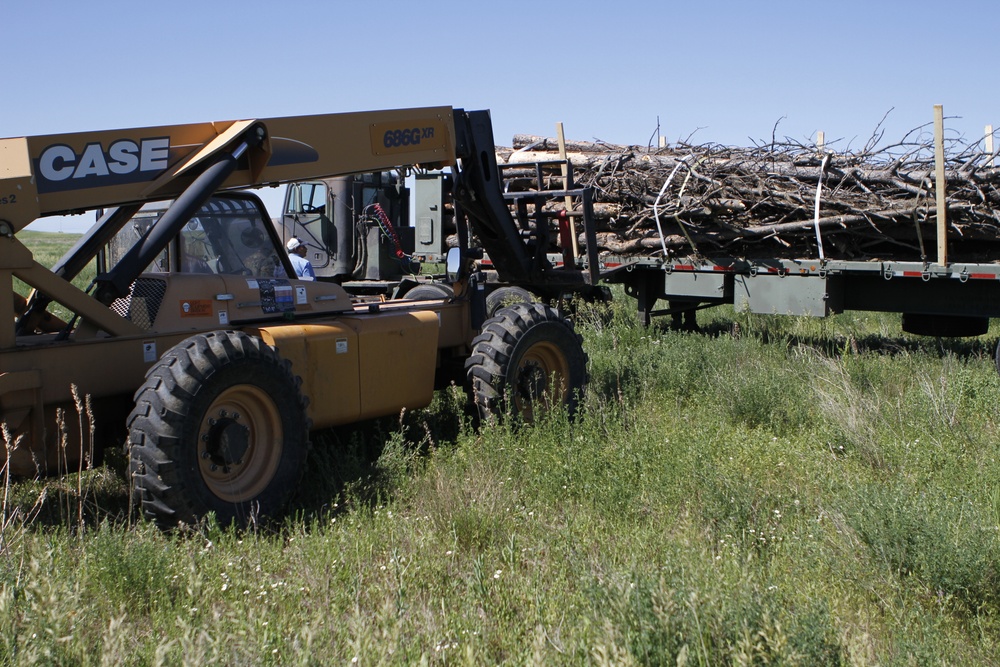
0 106 467 475
257 308 441 427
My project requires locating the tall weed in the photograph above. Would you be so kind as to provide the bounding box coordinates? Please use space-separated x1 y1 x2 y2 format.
845 481 1000 615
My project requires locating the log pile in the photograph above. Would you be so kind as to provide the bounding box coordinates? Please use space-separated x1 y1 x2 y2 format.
496 128 1000 262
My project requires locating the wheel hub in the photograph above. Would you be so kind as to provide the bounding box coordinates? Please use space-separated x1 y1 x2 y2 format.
516 361 547 401
197 384 284 503
203 410 250 471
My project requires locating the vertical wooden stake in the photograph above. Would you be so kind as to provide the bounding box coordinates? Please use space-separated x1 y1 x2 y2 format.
986 124 995 168
817 130 825 153
658 136 667 149
556 122 579 258
933 105 948 266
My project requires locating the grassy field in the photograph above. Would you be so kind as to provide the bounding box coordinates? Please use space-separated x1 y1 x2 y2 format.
3 233 1000 664
12 231 92 321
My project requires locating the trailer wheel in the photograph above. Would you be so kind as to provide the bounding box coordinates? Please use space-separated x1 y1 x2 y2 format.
485 285 534 318
128 331 309 528
466 302 587 422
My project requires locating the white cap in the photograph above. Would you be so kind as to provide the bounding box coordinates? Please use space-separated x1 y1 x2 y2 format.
286 238 303 251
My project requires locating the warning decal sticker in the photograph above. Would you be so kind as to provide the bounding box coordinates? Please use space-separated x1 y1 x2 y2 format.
180 299 213 318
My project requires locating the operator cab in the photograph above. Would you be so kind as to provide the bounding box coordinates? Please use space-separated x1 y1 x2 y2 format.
104 193 289 280
94 192 354 335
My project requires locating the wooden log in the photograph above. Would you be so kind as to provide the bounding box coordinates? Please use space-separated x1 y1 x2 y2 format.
507 148 1000 190
505 150 617 171
512 134 621 153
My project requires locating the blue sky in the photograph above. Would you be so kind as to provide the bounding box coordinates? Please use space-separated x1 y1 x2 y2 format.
6 0 998 231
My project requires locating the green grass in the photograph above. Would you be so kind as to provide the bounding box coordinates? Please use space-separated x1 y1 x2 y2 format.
13 231 92 321
4 233 1000 664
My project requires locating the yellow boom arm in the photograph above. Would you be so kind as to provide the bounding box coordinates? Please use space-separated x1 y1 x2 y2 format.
0 106 457 234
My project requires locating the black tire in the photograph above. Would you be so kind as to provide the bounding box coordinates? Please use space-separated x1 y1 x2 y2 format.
128 331 309 528
995 338 1000 378
402 283 454 300
466 302 588 422
901 313 989 337
485 285 534 319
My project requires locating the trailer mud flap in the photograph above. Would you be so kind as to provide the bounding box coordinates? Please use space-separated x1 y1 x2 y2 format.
734 274 843 317
662 271 729 300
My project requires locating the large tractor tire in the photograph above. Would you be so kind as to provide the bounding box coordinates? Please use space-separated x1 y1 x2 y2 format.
466 302 588 422
128 330 309 528
485 285 534 319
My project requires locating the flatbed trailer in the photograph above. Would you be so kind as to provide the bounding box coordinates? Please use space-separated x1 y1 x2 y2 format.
602 255 1000 342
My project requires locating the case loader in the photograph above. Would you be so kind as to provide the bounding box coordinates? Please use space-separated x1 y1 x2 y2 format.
0 107 598 527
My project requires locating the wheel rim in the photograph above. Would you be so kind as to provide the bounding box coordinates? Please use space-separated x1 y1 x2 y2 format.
512 340 570 420
197 384 283 503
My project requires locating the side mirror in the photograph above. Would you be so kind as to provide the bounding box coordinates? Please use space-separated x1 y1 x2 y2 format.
446 247 463 282
285 183 302 214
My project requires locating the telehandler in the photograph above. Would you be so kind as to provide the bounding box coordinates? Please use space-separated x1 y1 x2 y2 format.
0 107 599 527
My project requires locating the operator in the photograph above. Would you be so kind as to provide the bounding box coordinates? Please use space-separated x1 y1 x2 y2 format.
286 237 316 281
183 236 212 274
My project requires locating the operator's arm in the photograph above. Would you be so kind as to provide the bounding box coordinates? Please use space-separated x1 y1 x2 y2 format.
302 261 316 281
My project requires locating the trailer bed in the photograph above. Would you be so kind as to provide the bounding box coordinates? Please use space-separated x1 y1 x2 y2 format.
601 255 1000 335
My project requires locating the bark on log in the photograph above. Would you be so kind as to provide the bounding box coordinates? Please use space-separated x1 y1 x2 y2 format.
512 134 620 153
